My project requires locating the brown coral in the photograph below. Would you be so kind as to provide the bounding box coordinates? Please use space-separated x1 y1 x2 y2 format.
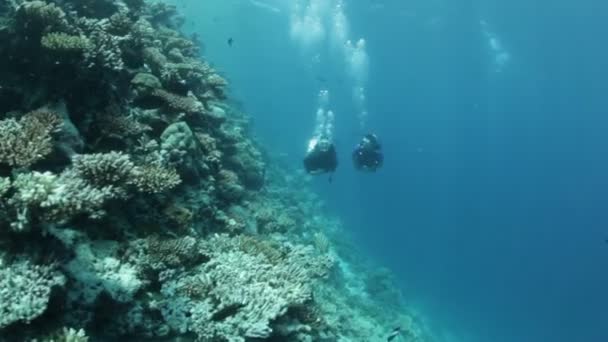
152 89 203 114
41 32 91 52
164 37 198 57
236 235 286 265
72 151 135 189
16 1 70 33
108 12 133 36
128 163 181 194
0 110 61 167
98 114 151 138
146 235 201 269
216 169 244 201
207 73 228 88
72 151 181 194
163 203 193 229
195 132 222 170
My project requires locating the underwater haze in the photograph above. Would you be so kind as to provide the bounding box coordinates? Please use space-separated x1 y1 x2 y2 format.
175 0 608 341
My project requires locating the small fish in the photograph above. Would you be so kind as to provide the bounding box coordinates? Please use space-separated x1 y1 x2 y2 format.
316 76 327 83
227 38 234 47
387 326 402 341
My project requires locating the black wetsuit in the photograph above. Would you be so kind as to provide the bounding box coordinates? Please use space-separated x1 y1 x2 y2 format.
304 140 337 174
353 134 383 171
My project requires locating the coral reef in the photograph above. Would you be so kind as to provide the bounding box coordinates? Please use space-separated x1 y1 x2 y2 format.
0 258 65 329
0 109 61 167
0 0 428 341
41 32 91 52
147 234 333 341
47 327 89 342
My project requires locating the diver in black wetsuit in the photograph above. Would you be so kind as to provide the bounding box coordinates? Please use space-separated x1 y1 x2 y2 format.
303 137 338 175
353 133 383 171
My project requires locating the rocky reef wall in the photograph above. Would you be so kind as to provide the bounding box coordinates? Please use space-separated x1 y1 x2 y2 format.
0 1 427 341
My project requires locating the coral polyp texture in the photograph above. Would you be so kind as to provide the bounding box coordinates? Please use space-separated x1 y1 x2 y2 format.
0 110 61 167
0 0 427 341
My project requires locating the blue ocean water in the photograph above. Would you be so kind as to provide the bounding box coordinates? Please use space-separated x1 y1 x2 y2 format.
173 0 608 341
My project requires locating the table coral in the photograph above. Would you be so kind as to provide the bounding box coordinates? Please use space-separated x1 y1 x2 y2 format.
152 234 333 341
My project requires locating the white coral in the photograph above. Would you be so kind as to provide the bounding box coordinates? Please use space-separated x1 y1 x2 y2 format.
157 235 332 341
0 259 65 328
66 241 145 304
10 170 115 229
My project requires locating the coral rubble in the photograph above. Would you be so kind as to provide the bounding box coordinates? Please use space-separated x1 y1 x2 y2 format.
0 0 427 341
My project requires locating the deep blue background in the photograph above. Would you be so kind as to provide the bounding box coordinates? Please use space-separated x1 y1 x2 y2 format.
173 0 608 340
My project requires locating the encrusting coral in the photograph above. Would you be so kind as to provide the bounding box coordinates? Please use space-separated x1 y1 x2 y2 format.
0 0 428 341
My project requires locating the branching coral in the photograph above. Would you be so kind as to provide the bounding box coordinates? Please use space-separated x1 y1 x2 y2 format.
128 162 181 194
144 235 201 269
41 32 91 52
155 234 333 341
10 170 115 229
98 113 152 138
141 46 214 95
152 89 203 114
0 0 418 340
130 18 156 48
164 37 198 57
73 151 135 187
73 151 181 195
161 61 208 89
7 151 180 230
16 0 70 34
0 110 62 168
0 177 10 198
48 327 90 342
207 73 228 88
234 235 286 265
0 258 65 329
65 241 144 304
107 12 133 36
77 17 125 71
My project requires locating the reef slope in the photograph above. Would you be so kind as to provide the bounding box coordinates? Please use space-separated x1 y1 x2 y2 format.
0 1 427 341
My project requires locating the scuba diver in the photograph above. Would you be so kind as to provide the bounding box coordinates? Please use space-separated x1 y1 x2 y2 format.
303 137 338 176
304 90 337 179
353 133 383 171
